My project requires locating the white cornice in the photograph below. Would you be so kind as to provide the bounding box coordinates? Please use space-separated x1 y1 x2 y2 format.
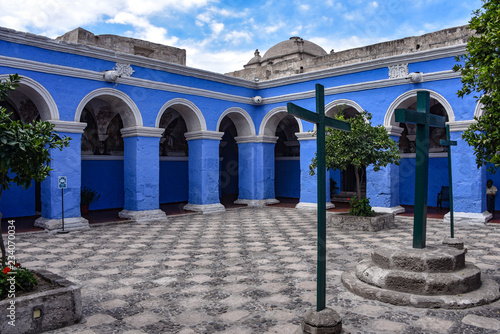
0 27 256 89
184 130 224 141
48 120 86 134
120 126 165 138
258 44 467 89
447 120 476 132
385 126 405 137
295 132 316 140
235 135 278 144
0 55 254 104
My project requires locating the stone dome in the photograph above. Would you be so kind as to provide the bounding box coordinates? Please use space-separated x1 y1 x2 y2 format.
262 37 327 62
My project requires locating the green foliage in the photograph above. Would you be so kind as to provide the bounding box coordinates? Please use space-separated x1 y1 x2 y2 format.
0 260 37 299
348 196 374 217
310 110 401 199
81 186 101 206
454 0 500 173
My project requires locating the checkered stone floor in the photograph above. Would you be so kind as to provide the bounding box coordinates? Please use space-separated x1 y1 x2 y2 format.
13 207 500 334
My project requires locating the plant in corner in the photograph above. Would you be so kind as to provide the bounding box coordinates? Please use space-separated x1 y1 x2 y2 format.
348 196 374 217
310 109 400 216
80 186 100 214
0 74 70 290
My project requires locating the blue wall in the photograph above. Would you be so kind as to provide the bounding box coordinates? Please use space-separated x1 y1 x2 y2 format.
0 182 35 218
399 157 449 207
487 164 500 211
160 160 188 203
275 159 300 198
81 160 124 210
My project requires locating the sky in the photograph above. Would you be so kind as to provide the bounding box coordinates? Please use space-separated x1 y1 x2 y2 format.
0 0 483 74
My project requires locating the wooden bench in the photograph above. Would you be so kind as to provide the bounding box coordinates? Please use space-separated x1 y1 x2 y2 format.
437 186 449 208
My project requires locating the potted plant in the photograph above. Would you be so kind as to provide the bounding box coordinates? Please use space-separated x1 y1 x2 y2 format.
80 186 100 214
310 110 401 231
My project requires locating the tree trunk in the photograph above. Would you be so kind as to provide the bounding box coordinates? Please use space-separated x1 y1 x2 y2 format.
354 166 362 199
0 211 5 268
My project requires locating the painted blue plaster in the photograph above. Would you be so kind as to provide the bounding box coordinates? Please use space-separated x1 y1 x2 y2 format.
450 131 486 213
41 132 81 219
399 157 449 208
187 139 221 205
487 165 500 211
82 160 124 210
160 160 188 203
123 136 161 211
275 159 300 198
238 142 276 200
329 170 341 195
0 177 35 218
298 139 330 203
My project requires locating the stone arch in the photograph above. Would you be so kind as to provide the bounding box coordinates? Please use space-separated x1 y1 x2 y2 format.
75 88 142 128
156 98 206 132
259 106 303 136
325 99 364 118
217 107 256 136
384 89 455 127
474 102 484 118
0 74 59 121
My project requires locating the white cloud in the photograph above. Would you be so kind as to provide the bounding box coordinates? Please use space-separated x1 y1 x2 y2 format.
210 21 225 36
183 46 253 73
300 4 310 11
224 30 252 45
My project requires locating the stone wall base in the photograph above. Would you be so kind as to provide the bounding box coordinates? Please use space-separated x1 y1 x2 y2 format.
118 209 168 221
372 206 405 214
183 203 225 214
34 217 89 232
444 211 492 225
234 198 280 207
296 202 335 210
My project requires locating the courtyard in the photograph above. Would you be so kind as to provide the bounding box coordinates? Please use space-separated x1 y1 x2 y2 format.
11 207 500 333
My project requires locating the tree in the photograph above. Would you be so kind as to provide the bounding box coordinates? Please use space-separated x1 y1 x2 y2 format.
453 0 500 173
310 110 401 200
0 74 70 267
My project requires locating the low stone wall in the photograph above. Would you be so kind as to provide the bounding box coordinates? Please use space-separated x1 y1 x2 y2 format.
327 212 395 232
0 269 82 334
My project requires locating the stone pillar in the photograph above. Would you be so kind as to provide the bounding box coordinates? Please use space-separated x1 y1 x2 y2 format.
444 121 491 224
234 135 279 207
119 126 167 221
369 126 405 214
35 121 89 231
295 132 334 210
183 131 225 213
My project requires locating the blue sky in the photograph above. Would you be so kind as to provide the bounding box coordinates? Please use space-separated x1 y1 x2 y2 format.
0 0 482 73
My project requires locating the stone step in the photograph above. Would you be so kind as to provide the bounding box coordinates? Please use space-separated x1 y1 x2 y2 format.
371 245 465 272
355 259 481 295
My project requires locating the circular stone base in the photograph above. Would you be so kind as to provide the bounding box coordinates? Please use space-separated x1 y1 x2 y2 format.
341 270 500 309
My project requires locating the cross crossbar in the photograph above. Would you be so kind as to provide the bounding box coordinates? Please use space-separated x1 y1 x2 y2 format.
287 103 351 132
395 109 446 128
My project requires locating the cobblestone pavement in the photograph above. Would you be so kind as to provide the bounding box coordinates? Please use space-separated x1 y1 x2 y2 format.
14 207 500 334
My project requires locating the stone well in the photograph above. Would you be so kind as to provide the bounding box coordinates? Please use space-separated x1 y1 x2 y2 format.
341 244 500 309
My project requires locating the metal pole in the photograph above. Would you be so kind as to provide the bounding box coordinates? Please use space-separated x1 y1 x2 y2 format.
446 124 455 238
316 83 326 311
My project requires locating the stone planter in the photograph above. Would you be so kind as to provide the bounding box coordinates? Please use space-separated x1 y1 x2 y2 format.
0 269 82 334
327 212 395 232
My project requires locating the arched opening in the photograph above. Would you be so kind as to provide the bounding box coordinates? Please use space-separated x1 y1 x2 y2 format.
325 103 366 200
219 116 239 203
391 94 451 208
158 108 189 206
274 114 300 200
0 90 43 218
80 96 128 215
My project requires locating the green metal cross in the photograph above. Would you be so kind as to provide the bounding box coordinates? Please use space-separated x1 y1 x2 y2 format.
395 91 446 249
440 124 457 238
287 84 350 311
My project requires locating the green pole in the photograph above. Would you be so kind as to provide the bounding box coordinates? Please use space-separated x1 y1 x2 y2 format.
446 125 454 238
316 83 326 311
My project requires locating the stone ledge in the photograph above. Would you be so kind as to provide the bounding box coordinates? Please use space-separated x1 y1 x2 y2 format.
327 212 395 232
296 202 335 210
183 203 225 214
444 211 492 224
0 269 82 334
341 269 500 309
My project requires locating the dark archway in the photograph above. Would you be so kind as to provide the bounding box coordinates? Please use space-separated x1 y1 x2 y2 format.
219 117 239 202
275 114 300 199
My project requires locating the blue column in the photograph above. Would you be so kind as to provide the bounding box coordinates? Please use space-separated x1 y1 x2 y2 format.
446 123 490 223
368 127 405 214
184 131 225 213
296 133 333 209
119 127 167 220
235 136 279 206
35 121 89 231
